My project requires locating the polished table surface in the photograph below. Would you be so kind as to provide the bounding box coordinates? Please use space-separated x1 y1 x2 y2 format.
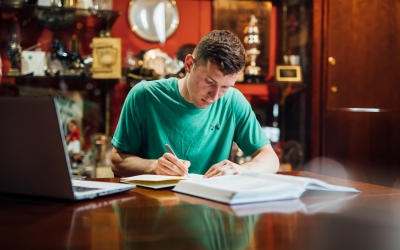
1 171 400 250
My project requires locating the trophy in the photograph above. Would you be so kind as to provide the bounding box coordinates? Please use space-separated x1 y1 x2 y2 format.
7 34 22 76
243 15 261 82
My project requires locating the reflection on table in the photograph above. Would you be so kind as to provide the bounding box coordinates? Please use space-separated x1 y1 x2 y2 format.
114 187 259 249
1 171 400 250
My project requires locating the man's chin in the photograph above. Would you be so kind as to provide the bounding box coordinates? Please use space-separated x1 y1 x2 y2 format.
198 99 214 109
193 102 210 109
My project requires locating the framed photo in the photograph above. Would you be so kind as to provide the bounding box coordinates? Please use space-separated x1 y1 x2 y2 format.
275 65 302 82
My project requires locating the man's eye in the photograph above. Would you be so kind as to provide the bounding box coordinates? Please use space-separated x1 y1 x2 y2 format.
205 79 214 84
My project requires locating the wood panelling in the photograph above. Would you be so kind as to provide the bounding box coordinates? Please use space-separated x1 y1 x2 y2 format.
326 0 400 109
310 0 324 159
312 0 400 187
323 111 400 186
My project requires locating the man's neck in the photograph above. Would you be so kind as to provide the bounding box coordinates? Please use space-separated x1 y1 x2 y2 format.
178 76 190 103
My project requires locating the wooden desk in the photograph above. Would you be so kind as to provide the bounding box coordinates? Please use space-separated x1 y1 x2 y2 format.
1 171 400 249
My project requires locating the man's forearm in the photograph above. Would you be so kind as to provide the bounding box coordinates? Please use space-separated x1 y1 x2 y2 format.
242 144 280 173
111 147 157 177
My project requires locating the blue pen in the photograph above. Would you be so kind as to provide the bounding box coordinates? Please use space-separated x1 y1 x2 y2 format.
165 144 190 178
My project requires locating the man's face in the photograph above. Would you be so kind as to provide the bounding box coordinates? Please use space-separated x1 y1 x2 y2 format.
183 55 241 109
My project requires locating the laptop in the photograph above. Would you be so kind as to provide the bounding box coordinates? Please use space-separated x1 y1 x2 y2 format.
0 96 135 201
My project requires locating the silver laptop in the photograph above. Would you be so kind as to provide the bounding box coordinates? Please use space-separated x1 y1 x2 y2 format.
0 96 135 201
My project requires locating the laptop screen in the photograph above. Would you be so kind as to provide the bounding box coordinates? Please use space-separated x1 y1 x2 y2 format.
0 97 75 199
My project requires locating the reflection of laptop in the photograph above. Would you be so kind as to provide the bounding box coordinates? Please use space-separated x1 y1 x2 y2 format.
0 96 135 201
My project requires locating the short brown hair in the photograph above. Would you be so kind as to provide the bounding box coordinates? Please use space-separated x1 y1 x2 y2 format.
193 30 245 75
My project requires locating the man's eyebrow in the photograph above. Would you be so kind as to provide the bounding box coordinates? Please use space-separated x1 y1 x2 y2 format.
205 75 234 87
207 76 217 83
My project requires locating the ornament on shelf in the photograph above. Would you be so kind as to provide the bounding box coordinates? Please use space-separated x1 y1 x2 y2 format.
7 33 22 76
91 37 121 79
243 15 262 83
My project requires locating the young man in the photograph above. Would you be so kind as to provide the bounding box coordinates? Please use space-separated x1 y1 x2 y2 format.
111 30 279 178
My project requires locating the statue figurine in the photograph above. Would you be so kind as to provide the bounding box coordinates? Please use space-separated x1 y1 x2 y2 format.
47 39 86 77
7 33 22 75
50 39 83 69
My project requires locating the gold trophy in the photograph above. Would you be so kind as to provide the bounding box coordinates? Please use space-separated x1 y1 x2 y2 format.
243 15 261 82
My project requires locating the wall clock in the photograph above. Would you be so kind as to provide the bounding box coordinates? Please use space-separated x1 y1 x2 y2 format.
127 0 179 43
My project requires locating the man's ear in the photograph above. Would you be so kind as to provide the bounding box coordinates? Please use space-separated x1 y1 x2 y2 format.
184 54 194 72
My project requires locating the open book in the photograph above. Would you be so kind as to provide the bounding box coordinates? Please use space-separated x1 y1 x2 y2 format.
120 174 203 189
172 172 361 205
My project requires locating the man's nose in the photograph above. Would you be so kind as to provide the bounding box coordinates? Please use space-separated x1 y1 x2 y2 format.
208 87 221 101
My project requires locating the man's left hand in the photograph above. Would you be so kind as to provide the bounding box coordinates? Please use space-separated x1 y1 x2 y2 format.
203 160 247 178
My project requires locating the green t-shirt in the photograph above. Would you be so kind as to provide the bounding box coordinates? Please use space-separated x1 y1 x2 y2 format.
111 77 270 174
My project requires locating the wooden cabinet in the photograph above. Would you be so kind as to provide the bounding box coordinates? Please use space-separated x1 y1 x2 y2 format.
311 0 400 187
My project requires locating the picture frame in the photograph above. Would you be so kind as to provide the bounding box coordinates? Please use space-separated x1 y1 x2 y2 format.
275 65 302 82
91 37 122 79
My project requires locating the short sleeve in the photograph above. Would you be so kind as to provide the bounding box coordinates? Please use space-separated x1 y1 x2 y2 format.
231 89 270 156
111 82 147 154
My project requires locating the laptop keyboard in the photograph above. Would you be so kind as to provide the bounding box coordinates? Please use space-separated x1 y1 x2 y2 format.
73 186 101 192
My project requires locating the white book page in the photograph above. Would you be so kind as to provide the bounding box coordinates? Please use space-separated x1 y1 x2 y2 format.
178 175 303 204
241 172 360 193
185 175 298 192
174 173 360 204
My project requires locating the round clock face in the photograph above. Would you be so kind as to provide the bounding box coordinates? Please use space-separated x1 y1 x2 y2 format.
127 0 180 43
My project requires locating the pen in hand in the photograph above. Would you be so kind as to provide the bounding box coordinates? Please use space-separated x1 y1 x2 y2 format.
165 144 190 178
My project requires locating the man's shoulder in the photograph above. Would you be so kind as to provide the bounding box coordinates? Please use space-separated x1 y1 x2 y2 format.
217 87 251 117
136 77 178 90
221 87 248 104
128 78 179 105
130 78 177 97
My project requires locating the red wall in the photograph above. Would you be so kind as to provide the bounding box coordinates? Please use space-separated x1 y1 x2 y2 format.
112 0 213 58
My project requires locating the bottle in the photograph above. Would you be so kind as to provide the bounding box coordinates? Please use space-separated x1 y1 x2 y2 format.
69 34 80 53
272 103 279 127
62 0 77 8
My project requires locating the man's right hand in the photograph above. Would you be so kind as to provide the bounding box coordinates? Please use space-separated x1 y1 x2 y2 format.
155 153 191 176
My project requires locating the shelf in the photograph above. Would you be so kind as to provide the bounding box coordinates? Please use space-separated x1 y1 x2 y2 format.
0 3 121 30
1 75 119 90
236 82 306 87
235 82 307 103
1 74 120 81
